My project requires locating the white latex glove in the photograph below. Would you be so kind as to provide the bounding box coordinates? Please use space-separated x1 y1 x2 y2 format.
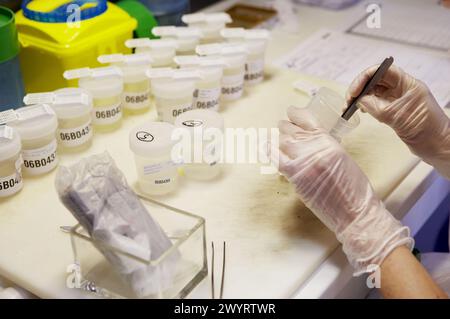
347 65 450 179
275 106 414 275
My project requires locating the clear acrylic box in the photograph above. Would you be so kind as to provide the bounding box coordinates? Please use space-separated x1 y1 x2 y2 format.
67 196 207 299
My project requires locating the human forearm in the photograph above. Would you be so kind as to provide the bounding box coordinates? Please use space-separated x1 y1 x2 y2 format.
380 245 448 299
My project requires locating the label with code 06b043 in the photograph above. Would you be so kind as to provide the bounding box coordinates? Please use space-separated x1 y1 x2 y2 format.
57 121 93 148
22 140 58 175
93 103 122 125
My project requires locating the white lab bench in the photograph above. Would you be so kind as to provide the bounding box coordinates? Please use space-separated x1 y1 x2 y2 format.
1 0 449 299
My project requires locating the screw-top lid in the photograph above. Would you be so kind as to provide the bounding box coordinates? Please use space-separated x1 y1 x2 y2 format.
175 109 224 132
24 88 93 119
0 6 20 63
21 0 107 23
129 121 176 158
0 125 21 162
9 104 58 140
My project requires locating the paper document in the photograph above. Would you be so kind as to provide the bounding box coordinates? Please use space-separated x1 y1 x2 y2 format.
274 30 450 107
347 1 450 52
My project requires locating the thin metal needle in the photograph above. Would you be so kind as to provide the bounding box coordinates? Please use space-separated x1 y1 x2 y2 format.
211 242 215 299
219 241 226 299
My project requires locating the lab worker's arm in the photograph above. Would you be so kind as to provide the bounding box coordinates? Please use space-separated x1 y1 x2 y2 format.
380 246 448 299
275 107 446 298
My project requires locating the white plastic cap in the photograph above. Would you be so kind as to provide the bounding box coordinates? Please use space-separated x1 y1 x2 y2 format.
182 12 232 25
129 121 176 158
0 125 21 162
146 67 202 81
63 66 123 80
98 53 153 66
221 28 270 41
23 88 93 119
153 26 203 38
125 38 178 50
174 55 228 68
196 43 248 56
9 105 58 141
175 109 224 132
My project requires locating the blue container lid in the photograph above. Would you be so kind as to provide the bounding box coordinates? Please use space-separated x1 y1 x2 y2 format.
22 0 107 23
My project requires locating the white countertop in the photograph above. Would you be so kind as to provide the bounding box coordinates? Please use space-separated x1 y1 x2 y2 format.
0 0 448 299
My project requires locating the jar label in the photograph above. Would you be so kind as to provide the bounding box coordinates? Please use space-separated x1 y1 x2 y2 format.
193 87 221 110
0 171 23 198
221 73 244 101
22 140 58 175
123 90 150 110
143 160 178 175
58 121 93 148
245 58 264 84
157 102 193 123
93 102 122 125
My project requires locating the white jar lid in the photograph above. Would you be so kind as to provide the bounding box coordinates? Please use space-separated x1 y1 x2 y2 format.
129 121 176 158
50 88 93 119
79 75 123 99
10 105 58 141
244 40 267 55
24 88 93 120
0 125 21 162
175 109 224 132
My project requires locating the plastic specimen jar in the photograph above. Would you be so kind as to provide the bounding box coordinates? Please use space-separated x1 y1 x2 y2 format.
10 105 58 176
182 12 232 44
129 121 178 196
24 88 94 152
125 38 177 67
174 55 225 111
196 43 247 102
243 41 266 85
221 28 270 85
220 53 246 101
152 79 195 124
147 68 200 124
175 109 224 180
0 125 23 198
306 87 360 141
64 67 123 132
98 53 153 115
152 26 202 56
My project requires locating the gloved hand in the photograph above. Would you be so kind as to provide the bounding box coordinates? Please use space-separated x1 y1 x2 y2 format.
275 106 414 275
347 65 450 179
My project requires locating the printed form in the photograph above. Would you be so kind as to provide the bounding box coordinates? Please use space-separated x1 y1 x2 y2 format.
274 29 450 107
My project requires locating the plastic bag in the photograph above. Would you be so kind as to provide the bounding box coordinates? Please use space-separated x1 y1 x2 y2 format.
55 152 178 298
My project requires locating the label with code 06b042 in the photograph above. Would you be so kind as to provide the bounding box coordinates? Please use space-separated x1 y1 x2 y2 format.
123 90 150 110
193 87 221 111
221 73 244 101
22 140 58 175
0 157 23 197
93 103 122 125
57 121 93 148
245 58 264 85
157 102 193 123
